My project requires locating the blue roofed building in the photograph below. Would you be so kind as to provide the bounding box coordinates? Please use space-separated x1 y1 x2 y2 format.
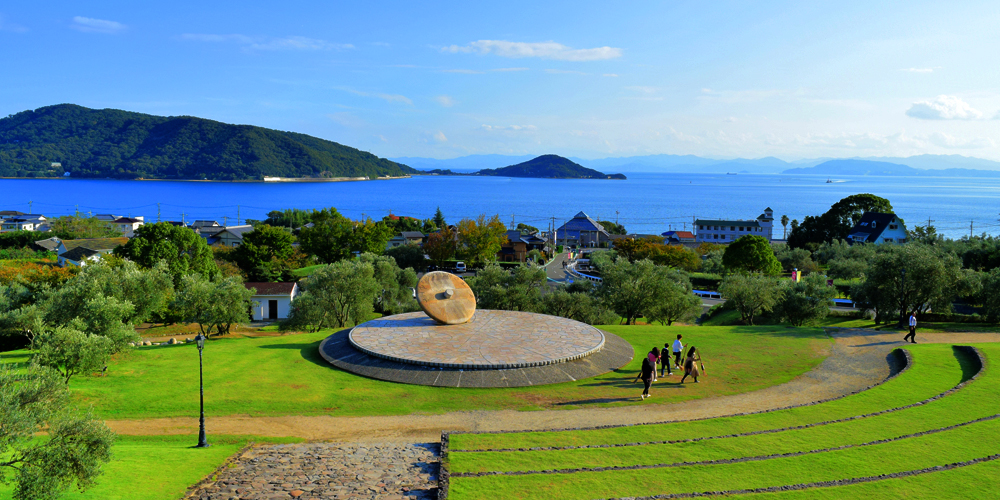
554 211 612 248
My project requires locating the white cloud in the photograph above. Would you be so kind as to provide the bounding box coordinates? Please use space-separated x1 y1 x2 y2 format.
180 33 352 51
434 131 448 142
378 135 388 142
491 67 529 72
481 124 537 132
603 73 619 77
327 112 365 128
435 95 455 107
0 15 28 33
336 87 413 105
627 86 659 94
444 40 622 61
442 69 484 74
71 16 126 34
906 95 983 120
901 67 938 73
927 132 994 149
724 117 738 123
545 69 589 75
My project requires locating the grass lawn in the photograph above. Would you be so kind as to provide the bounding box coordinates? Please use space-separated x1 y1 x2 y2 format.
1 324 830 420
0 435 300 500
445 344 999 500
290 264 325 277
448 344 969 452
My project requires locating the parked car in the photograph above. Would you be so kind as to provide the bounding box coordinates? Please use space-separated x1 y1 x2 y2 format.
455 261 466 273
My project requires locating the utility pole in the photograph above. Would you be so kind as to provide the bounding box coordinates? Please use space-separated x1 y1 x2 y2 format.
927 216 934 229
28 201 32 214
74 204 79 216
511 214 515 230
971 220 975 239
223 216 229 227
237 205 241 225
157 203 161 223
181 213 186 226
616 210 620 225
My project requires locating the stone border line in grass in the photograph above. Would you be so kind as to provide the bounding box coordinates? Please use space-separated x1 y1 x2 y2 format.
447 347 980 454
450 411 1000 478
435 348 916 500
319 328 634 388
603 453 1000 499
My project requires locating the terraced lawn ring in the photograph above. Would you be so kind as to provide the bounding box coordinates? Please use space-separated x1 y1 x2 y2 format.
442 344 1000 500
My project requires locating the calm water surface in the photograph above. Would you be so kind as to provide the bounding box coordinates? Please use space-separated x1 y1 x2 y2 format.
1 174 997 239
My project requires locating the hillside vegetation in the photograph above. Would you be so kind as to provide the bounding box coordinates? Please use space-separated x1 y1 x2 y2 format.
0 104 417 180
477 154 626 179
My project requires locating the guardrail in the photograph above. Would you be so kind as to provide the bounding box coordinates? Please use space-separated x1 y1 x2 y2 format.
693 290 722 299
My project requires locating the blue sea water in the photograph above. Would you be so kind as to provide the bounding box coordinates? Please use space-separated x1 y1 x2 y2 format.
0 173 996 239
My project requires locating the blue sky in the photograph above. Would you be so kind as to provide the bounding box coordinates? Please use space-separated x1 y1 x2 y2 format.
1 1 998 160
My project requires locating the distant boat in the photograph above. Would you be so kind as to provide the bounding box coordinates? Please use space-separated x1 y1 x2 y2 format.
826 178 833 183
727 172 737 175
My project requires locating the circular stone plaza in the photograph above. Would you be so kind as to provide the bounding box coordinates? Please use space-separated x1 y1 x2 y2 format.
319 310 633 388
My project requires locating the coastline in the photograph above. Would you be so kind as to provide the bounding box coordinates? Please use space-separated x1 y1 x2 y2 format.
0 175 413 183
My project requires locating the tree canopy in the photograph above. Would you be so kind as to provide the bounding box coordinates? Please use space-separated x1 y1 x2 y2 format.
787 193 894 249
722 235 782 275
114 222 218 284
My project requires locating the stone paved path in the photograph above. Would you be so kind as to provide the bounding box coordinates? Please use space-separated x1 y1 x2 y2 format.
186 442 438 500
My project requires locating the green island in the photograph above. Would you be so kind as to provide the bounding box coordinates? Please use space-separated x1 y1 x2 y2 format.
0 104 418 180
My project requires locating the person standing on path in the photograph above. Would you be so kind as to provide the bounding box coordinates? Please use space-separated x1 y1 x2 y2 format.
903 313 917 343
680 346 702 383
672 335 684 369
660 342 673 376
637 357 655 400
647 347 660 382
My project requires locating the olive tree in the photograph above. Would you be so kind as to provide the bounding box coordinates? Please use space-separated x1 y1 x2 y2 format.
774 274 836 326
30 323 114 384
0 365 114 500
467 264 546 312
286 260 380 331
540 289 616 325
852 244 962 324
173 274 254 336
719 273 785 325
597 259 689 325
114 222 218 284
646 269 703 326
357 253 419 315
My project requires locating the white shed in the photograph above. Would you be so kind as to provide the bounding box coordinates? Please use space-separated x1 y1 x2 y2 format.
244 282 299 321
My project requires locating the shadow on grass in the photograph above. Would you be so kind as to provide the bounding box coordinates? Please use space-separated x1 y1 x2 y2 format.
257 341 329 368
953 345 982 383
851 340 906 347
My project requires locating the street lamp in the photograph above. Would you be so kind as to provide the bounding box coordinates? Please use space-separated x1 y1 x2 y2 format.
195 333 209 448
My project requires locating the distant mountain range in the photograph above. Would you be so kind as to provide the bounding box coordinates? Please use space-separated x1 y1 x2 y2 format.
392 153 1000 177
0 104 417 180
420 155 625 179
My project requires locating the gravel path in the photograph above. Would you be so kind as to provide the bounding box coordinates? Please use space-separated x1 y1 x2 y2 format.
185 442 439 500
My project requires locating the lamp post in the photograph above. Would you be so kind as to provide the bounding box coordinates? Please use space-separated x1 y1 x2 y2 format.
195 333 209 448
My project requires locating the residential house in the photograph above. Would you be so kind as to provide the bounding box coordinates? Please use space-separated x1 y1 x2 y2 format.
245 282 299 321
0 210 26 220
498 230 547 262
191 220 222 237
1 214 47 232
695 207 775 243
661 230 696 245
554 212 612 248
386 231 425 249
55 237 128 267
92 214 121 223
202 225 255 247
847 213 908 244
33 237 62 252
113 216 145 237
60 247 103 267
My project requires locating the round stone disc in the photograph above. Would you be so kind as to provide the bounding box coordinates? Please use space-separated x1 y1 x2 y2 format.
416 271 476 325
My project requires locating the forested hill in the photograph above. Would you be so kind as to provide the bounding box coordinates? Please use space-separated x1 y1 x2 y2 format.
477 154 626 179
0 104 418 180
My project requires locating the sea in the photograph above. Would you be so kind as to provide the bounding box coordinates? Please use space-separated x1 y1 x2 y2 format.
0 173 996 240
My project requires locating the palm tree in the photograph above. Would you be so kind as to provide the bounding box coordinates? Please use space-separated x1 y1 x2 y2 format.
781 215 789 239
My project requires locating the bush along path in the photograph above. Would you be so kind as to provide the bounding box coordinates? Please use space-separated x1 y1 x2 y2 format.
440 344 1000 500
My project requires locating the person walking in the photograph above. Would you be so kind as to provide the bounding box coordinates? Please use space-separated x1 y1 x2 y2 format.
903 313 917 343
636 356 655 400
660 342 673 376
672 335 684 369
647 347 660 382
680 346 702 383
